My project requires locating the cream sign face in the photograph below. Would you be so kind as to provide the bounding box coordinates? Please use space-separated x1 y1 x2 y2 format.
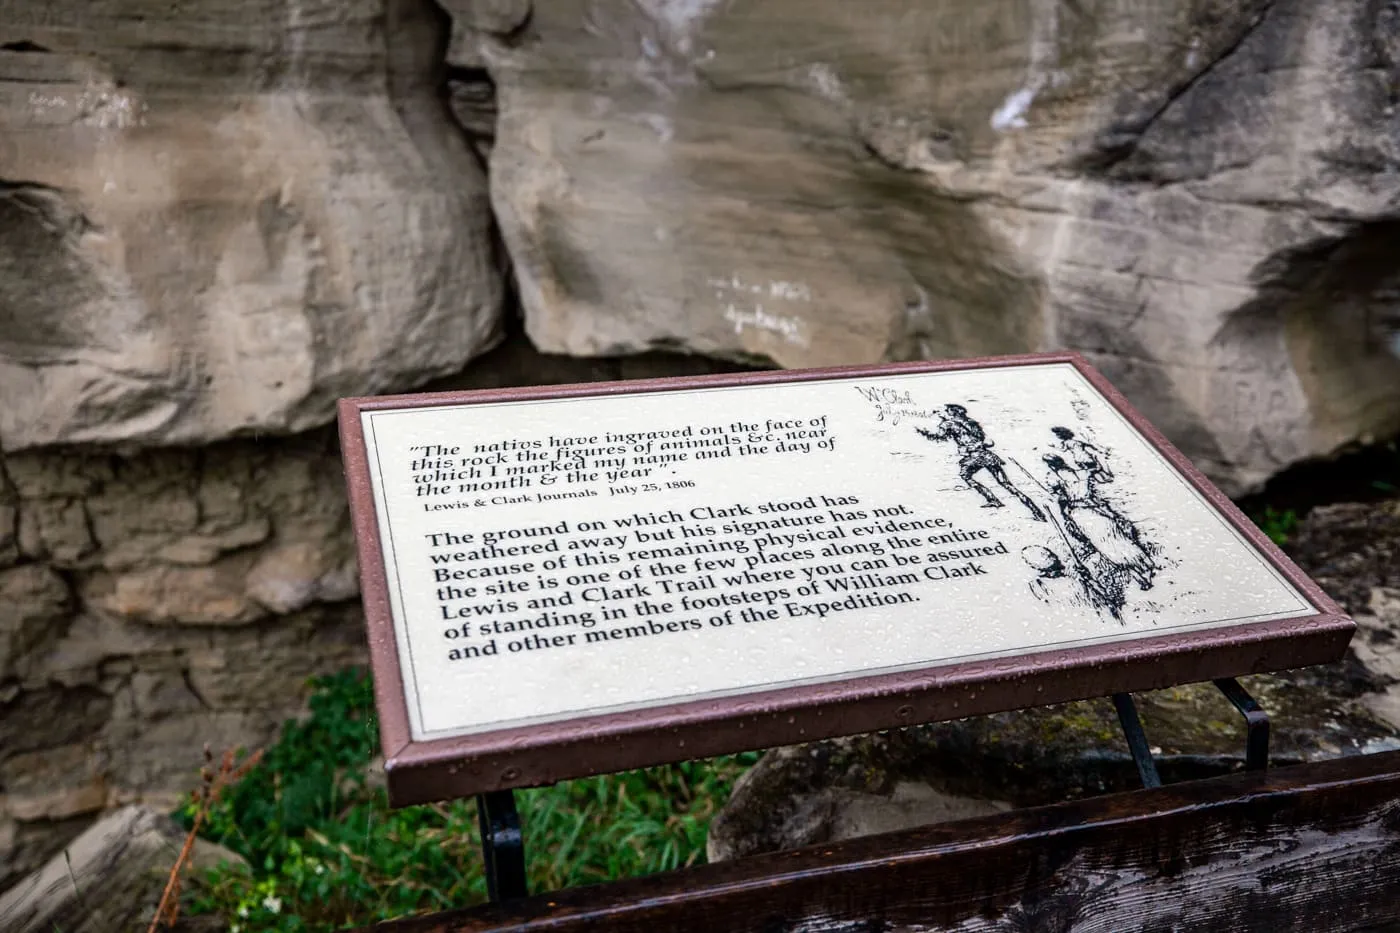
340 356 1351 803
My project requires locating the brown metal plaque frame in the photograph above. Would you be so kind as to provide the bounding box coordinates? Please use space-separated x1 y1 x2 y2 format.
337 352 1355 808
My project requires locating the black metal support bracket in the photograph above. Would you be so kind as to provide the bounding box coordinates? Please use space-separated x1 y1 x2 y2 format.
477 790 527 903
1213 677 1271 772
1113 678 1271 789
1112 693 1162 788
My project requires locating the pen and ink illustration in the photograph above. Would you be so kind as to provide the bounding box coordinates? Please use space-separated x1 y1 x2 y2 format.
914 406 1047 522
862 386 1171 625
1031 443 1161 621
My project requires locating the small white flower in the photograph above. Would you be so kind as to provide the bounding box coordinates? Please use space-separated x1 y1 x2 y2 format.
263 895 283 914
315 864 326 874
237 905 249 918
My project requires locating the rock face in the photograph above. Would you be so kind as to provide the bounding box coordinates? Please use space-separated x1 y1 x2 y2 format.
707 498 1400 862
0 0 504 450
0 805 244 933
0 0 510 881
458 0 1400 493
0 331 750 891
0 430 367 889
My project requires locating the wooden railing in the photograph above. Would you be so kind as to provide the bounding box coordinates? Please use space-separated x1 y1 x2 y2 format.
367 749 1400 933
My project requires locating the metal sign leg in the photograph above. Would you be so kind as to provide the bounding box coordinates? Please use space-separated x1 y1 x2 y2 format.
477 790 527 903
1213 677 1270 772
1114 680 1271 790
1112 693 1163 788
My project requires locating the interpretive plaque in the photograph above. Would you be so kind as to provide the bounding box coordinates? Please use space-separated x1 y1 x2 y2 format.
339 354 1353 805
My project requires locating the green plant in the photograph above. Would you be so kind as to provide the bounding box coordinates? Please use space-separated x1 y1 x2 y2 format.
1253 505 1299 545
177 668 758 931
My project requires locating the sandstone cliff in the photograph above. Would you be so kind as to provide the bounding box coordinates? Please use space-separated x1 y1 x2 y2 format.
458 0 1400 488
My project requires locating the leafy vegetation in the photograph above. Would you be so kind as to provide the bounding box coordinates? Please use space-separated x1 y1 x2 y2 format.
1253 505 1300 546
1238 438 1400 545
177 668 759 931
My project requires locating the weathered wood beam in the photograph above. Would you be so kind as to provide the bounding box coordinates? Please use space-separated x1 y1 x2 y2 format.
369 750 1400 933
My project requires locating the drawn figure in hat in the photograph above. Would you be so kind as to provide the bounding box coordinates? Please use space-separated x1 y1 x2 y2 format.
916 404 1046 522
1042 453 1157 592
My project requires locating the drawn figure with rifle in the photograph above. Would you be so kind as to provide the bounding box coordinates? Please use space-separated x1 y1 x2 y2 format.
916 404 1046 522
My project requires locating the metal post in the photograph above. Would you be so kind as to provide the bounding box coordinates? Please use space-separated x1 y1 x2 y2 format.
1213 677 1270 772
1114 680 1270 791
1113 693 1163 789
477 790 527 903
